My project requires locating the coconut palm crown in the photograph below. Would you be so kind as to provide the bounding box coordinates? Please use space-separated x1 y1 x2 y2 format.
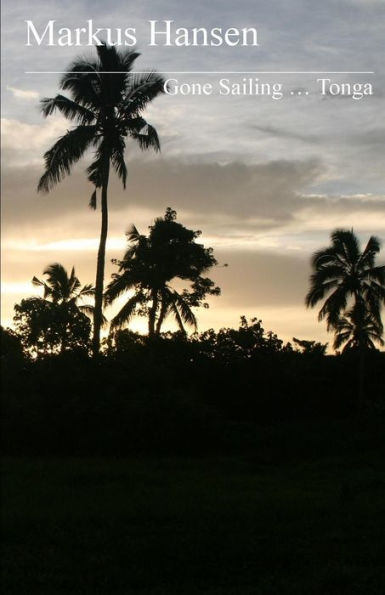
32 263 94 313
37 43 166 356
306 229 385 331
333 301 384 353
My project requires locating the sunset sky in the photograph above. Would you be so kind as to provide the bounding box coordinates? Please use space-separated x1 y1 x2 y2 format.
2 0 385 346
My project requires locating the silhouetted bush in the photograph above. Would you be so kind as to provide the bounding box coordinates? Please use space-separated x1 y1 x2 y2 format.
1 318 384 456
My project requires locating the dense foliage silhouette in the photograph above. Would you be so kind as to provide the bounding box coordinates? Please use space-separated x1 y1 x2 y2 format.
12 264 94 356
2 315 384 456
105 208 220 336
13 297 90 356
32 263 94 311
1 226 384 454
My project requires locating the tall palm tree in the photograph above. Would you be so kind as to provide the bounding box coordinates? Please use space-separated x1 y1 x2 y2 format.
37 44 165 356
333 302 384 353
306 229 385 330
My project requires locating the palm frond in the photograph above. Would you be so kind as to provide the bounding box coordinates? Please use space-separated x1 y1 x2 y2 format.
32 275 51 299
333 329 351 350
86 139 110 187
110 293 145 329
38 125 98 192
43 263 69 301
359 235 381 268
60 60 102 109
311 247 340 269
331 229 360 266
124 71 165 114
78 284 95 298
119 48 141 72
40 95 96 124
305 277 340 308
318 285 348 329
110 137 127 187
89 189 97 210
128 121 160 152
32 275 44 287
126 224 141 243
79 304 108 327
363 265 385 298
170 289 197 331
104 271 137 305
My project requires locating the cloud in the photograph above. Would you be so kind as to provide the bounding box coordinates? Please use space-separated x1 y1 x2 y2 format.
1 156 323 238
253 124 320 144
6 86 39 100
1 116 68 160
2 157 385 240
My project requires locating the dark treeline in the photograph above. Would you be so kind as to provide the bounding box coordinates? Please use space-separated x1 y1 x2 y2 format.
2 318 384 457
2 216 385 458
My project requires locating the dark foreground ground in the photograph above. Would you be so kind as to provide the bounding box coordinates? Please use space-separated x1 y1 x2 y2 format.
2 432 385 595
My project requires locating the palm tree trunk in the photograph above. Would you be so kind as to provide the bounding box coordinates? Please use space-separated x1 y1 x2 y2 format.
358 347 366 408
60 324 67 354
92 162 110 357
59 303 68 354
155 299 167 335
354 294 366 408
148 290 158 338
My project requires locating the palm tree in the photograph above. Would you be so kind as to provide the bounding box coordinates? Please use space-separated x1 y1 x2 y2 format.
333 302 384 353
37 44 165 356
306 229 385 405
32 263 95 352
334 301 384 404
105 209 219 337
32 263 94 308
306 229 385 330
105 226 197 337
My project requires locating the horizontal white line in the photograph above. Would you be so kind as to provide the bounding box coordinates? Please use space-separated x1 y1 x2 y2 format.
25 70 375 75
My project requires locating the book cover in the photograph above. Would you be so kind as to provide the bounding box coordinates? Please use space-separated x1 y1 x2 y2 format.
2 2 385 593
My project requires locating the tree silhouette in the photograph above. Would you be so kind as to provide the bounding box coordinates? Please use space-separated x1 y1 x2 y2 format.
29 263 95 354
37 44 165 356
333 302 384 353
306 229 385 331
292 337 328 356
32 263 94 308
13 298 91 357
105 208 220 336
198 316 285 363
0 326 25 364
306 229 385 403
